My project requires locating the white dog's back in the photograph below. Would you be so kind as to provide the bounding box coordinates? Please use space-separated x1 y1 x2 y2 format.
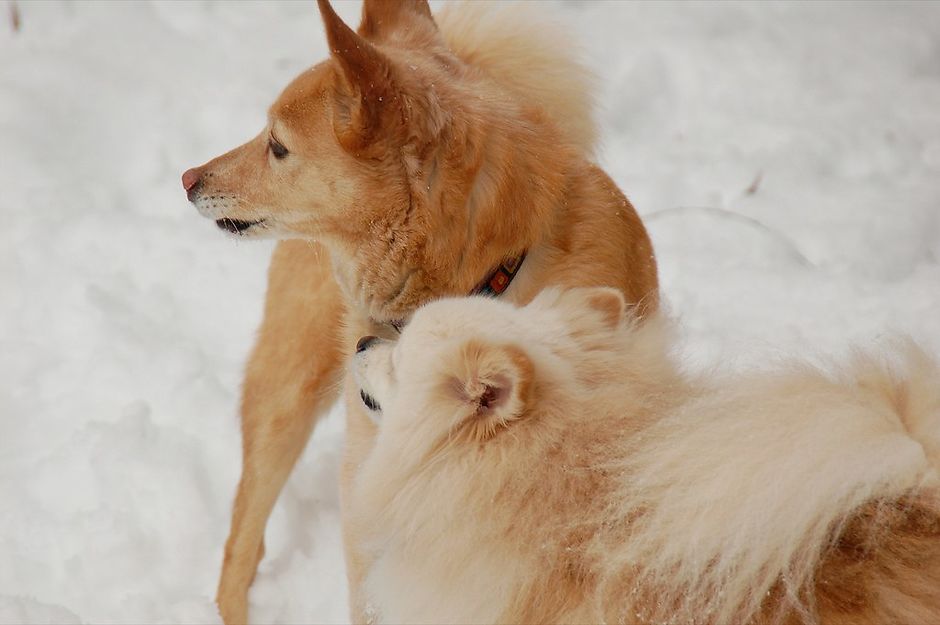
352 291 940 624
598 341 940 624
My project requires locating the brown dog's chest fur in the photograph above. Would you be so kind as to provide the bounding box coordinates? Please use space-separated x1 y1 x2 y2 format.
316 70 658 325
333 159 658 329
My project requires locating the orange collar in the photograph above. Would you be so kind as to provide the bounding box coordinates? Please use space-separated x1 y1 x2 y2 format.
471 252 527 297
387 252 527 333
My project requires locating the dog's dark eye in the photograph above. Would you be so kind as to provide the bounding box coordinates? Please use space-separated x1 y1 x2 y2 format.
269 136 289 160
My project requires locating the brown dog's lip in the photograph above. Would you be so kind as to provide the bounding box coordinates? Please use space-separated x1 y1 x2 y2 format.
215 218 264 234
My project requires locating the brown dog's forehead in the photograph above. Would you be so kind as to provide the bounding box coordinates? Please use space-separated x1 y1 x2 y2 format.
268 62 334 130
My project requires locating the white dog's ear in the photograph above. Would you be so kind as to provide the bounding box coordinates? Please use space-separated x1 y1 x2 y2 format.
583 287 627 330
450 340 533 436
554 287 627 330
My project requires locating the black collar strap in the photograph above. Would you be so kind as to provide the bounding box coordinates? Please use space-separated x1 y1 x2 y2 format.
387 251 527 333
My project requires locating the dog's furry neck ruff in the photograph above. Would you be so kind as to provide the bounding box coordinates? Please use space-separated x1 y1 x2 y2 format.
387 252 527 332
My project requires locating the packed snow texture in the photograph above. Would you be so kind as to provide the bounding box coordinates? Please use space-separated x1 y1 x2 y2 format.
2 1 939 623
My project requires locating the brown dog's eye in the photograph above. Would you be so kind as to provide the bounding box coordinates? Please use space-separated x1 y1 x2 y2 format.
269 136 289 160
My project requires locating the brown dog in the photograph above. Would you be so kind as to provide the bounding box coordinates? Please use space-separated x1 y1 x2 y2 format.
182 1 658 622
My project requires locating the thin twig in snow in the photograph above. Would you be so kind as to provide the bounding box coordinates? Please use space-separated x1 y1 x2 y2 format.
9 1 20 33
745 171 763 196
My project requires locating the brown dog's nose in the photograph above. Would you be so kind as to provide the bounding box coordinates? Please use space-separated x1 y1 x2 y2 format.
357 336 379 353
182 168 201 192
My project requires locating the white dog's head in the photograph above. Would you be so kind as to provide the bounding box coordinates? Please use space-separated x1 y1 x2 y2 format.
350 287 671 624
352 287 632 449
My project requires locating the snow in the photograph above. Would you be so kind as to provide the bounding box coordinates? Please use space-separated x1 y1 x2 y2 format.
1 1 938 623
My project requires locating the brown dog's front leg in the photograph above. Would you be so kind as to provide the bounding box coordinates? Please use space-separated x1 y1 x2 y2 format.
216 241 345 625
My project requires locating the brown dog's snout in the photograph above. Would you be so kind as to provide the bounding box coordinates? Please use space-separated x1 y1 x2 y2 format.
357 336 379 353
182 167 202 201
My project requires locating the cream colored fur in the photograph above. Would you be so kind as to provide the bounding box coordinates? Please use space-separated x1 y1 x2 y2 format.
350 289 940 624
436 0 598 154
600 346 940 624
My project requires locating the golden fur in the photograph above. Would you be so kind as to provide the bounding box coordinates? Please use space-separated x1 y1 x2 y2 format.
181 1 658 622
350 289 940 625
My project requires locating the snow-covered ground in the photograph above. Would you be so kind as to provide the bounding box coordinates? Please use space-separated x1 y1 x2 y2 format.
1 1 938 623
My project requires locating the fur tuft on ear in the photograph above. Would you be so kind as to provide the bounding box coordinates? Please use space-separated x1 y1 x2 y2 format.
583 287 627 330
317 0 402 150
550 287 627 330
358 0 435 40
450 340 533 437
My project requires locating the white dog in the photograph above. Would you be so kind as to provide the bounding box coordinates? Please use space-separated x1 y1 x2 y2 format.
350 288 940 624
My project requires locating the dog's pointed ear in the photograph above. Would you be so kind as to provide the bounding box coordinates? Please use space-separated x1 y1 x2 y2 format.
549 287 626 331
451 340 533 435
317 0 402 149
583 287 627 330
359 0 435 40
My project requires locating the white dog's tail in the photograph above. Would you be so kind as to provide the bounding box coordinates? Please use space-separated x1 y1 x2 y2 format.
437 1 598 155
597 341 940 624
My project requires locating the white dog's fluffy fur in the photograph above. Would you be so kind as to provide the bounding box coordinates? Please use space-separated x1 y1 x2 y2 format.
350 288 940 624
